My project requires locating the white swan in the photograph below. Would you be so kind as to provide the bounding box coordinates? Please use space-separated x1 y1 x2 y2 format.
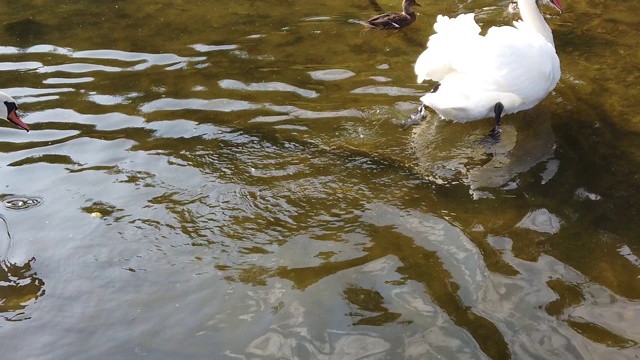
412 0 562 139
0 92 29 132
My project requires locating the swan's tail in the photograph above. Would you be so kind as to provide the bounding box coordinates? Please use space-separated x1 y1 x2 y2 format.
415 14 481 83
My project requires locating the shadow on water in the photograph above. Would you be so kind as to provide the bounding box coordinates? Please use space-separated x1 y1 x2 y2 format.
3 18 51 46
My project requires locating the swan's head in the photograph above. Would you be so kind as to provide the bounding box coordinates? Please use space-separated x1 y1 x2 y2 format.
0 92 29 132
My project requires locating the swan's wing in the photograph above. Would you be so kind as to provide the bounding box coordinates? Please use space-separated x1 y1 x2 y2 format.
432 13 480 35
415 14 482 82
416 15 560 106
475 26 560 103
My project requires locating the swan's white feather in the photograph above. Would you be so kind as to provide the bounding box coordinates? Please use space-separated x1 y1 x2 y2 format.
414 1 561 123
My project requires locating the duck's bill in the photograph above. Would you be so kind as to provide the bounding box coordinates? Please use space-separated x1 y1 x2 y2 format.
7 111 29 132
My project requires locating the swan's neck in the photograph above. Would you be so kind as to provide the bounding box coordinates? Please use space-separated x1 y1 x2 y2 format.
518 0 554 46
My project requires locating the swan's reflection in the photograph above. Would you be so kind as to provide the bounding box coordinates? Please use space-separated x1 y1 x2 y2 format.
0 258 44 321
0 207 45 321
411 108 556 196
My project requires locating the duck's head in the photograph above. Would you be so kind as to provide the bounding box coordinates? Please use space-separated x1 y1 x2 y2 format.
0 92 29 132
404 0 422 9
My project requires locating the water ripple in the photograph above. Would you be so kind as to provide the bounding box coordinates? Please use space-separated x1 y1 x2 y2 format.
42 77 94 84
3 87 75 104
2 196 43 210
218 79 319 98
0 44 71 55
140 98 260 113
4 87 75 97
37 63 124 74
87 93 138 106
190 44 239 52
351 86 422 96
265 105 363 119
26 44 72 54
308 69 356 81
73 49 206 70
1 44 206 75
23 108 146 131
0 62 42 71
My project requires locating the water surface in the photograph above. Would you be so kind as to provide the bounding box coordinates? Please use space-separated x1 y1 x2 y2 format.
0 0 639 359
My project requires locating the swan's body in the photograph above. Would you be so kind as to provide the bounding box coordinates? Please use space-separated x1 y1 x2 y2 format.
0 92 29 132
366 0 421 30
412 0 562 138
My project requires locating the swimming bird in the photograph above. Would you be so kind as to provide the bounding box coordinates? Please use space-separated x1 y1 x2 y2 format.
365 0 421 30
0 92 29 132
411 0 562 139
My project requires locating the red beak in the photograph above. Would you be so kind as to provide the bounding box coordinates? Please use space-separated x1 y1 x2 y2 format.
7 110 29 132
550 0 563 13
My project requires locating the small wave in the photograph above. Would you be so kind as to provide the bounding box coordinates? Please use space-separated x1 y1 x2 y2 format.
3 196 44 211
190 44 239 52
0 62 43 71
218 79 319 99
351 86 422 96
308 69 356 81
140 98 260 113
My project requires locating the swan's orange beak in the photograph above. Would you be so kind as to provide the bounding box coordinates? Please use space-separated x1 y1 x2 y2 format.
7 110 29 132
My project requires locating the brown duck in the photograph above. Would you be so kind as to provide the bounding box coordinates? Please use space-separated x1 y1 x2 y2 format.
365 0 421 30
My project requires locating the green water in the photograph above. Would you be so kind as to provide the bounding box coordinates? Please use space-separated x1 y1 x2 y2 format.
0 0 639 359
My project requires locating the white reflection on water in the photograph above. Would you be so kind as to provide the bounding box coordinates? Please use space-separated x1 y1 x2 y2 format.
3 87 74 97
1 44 207 75
351 85 423 96
516 208 562 234
218 79 319 98
359 204 639 358
139 98 260 113
362 203 488 305
220 254 490 359
24 108 146 131
247 332 390 359
190 44 239 52
0 61 42 71
308 69 356 81
36 63 122 73
42 77 94 84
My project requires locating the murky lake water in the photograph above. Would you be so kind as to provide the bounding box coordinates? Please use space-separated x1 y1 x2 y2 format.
1 0 639 359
